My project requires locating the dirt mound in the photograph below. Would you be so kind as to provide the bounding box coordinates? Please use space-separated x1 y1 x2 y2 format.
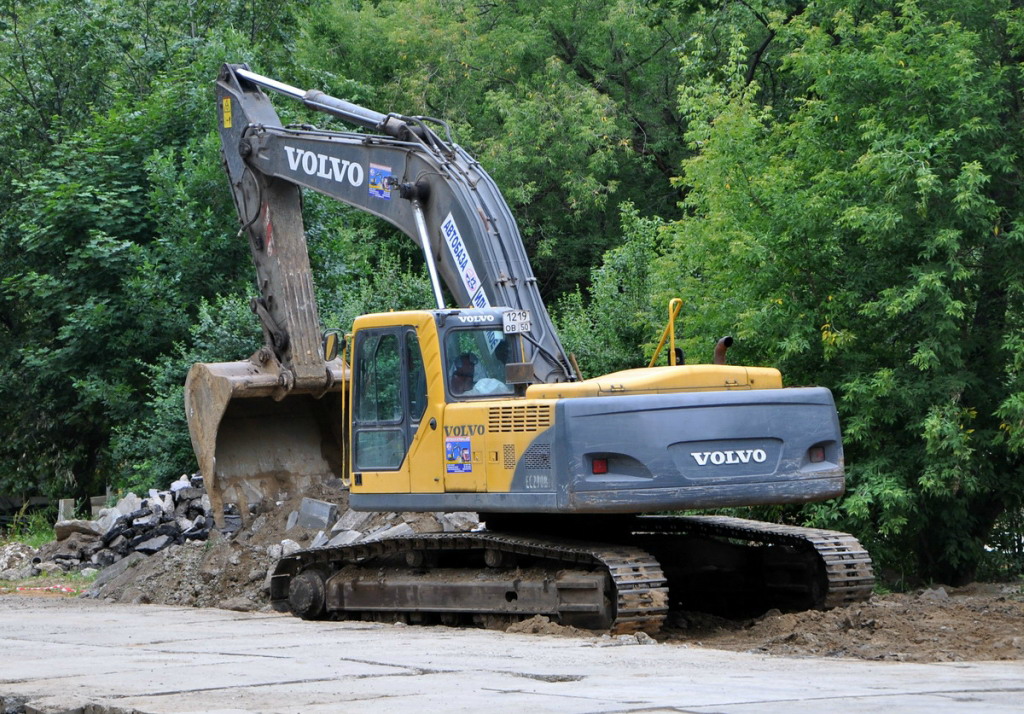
505 614 596 638
661 583 1024 662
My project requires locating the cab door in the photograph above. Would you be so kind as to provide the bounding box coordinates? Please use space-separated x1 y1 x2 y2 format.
351 327 427 492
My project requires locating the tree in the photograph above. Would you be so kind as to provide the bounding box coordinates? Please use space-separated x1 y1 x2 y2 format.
295 0 698 298
0 0 319 499
658 0 1024 583
555 203 663 377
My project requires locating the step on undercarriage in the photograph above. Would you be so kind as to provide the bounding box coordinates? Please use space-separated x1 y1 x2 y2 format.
269 516 874 634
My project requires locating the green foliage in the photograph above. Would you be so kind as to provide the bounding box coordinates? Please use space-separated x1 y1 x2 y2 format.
297 0 695 297
555 203 662 377
0 1 292 499
1 504 57 548
319 250 435 331
977 507 1024 581
110 295 260 494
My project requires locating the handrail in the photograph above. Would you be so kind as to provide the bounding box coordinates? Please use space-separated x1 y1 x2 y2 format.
648 298 684 368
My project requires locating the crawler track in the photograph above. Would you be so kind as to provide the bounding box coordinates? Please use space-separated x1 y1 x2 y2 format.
269 516 872 633
633 515 875 611
270 532 669 634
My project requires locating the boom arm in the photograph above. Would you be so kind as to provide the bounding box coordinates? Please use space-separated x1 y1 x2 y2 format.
216 63 575 385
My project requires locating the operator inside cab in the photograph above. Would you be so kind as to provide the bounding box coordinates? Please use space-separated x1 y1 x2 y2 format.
450 353 478 395
445 328 516 399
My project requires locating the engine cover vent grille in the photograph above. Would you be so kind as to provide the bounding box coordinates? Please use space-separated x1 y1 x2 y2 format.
503 444 516 470
488 405 552 433
522 443 551 471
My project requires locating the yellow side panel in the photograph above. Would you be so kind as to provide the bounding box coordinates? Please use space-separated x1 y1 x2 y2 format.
441 402 491 492
357 469 410 494
434 399 558 495
482 400 557 494
483 428 549 494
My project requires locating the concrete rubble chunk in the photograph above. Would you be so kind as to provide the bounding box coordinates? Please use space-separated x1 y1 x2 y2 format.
327 529 362 547
95 508 120 534
368 522 414 541
170 474 190 492
296 497 338 530
919 587 950 602
116 492 142 516
34 561 63 575
334 508 374 533
53 519 103 541
403 513 444 534
286 510 299 531
441 511 480 532
311 530 329 548
219 595 257 612
41 531 99 563
131 513 159 528
134 534 171 555
90 550 118 568
1 565 34 581
174 487 205 503
90 551 146 590
0 542 37 571
101 521 128 547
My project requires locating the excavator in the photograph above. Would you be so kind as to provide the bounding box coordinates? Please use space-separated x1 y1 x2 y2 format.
185 64 874 634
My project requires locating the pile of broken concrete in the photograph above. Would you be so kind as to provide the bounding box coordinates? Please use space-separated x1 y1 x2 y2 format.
0 474 211 580
3 474 481 613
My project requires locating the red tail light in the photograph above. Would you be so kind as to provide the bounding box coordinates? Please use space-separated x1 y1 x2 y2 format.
592 457 609 474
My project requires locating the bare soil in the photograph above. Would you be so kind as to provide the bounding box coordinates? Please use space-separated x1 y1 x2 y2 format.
662 582 1024 662
19 484 1018 663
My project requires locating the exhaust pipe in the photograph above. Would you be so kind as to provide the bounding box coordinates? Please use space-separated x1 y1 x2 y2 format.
713 336 734 365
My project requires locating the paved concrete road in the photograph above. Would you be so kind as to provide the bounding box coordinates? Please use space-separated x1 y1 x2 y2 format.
2 596 1022 714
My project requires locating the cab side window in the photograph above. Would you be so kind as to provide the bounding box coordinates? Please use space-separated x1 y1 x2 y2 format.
353 332 403 469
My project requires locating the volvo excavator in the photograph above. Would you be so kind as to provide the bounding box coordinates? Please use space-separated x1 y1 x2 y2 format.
185 64 874 634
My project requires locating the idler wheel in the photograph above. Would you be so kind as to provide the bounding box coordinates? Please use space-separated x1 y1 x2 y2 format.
288 568 327 620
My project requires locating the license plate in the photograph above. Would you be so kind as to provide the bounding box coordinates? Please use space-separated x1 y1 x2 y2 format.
503 309 532 334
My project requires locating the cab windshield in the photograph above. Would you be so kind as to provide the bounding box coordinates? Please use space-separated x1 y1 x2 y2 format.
445 328 517 398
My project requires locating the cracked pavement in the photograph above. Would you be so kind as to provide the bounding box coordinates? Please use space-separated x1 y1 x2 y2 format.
2 596 1023 713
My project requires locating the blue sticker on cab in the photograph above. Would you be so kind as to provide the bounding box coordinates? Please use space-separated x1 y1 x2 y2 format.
445 437 472 473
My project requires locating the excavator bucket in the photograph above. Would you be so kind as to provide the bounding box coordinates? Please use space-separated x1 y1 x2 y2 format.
185 356 347 529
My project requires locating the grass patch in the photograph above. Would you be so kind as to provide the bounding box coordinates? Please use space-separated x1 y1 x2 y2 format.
0 503 56 549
